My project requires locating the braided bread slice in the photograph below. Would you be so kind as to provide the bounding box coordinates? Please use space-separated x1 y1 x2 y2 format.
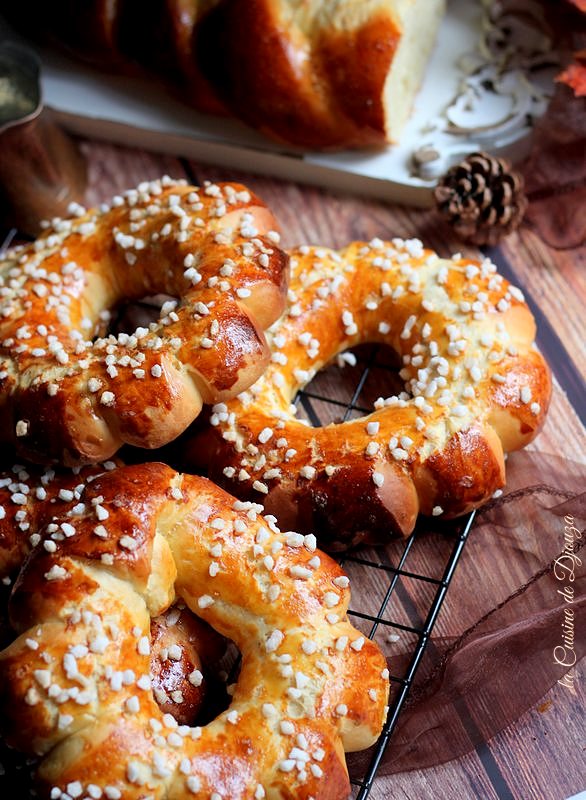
0 177 288 466
198 0 446 147
186 241 551 549
4 0 445 148
0 463 388 799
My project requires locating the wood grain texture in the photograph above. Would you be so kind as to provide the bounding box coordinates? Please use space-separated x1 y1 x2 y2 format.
527 376 585 463
486 681 585 800
363 678 585 800
2 137 584 800
81 140 586 800
500 230 586 385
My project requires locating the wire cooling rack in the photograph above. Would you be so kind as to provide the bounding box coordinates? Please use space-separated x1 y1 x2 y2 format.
293 342 476 799
0 229 474 799
342 518 475 798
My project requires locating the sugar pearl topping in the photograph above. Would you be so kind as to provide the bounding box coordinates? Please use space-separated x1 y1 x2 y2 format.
0 463 389 799
0 178 286 464
196 241 548 535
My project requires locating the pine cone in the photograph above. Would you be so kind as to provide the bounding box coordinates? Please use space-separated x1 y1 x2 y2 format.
433 152 528 246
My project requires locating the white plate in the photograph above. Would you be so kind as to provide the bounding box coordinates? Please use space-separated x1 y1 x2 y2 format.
0 0 554 207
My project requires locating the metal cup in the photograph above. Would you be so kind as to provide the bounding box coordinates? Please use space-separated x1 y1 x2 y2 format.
0 40 86 236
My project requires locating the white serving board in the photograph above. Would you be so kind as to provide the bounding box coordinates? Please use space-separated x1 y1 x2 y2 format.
1 0 550 207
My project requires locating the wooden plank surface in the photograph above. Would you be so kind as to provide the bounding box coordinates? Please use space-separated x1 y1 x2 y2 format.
82 139 586 800
2 137 585 800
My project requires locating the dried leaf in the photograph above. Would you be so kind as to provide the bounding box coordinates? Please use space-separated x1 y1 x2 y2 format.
556 55 586 96
522 82 586 249
519 1 586 248
566 0 586 13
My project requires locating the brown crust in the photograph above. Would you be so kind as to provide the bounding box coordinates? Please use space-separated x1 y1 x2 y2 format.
3 0 440 148
182 243 551 548
0 461 120 578
3 1 124 66
315 13 400 136
196 0 398 147
487 347 552 452
0 462 388 798
3 1 224 111
265 461 419 551
0 460 226 728
117 0 226 113
0 178 289 466
413 424 506 518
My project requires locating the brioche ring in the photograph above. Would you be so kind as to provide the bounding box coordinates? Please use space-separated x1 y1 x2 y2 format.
0 177 288 466
187 240 551 549
0 462 388 799
0 461 225 727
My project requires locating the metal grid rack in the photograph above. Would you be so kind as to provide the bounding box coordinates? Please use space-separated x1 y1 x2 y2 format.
293 343 476 799
342 517 475 798
0 229 475 799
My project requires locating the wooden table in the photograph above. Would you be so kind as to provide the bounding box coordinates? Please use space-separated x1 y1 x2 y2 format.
4 137 585 799
83 139 586 800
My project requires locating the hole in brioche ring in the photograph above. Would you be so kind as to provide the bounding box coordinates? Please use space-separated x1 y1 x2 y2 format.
105 294 176 340
182 240 550 550
0 604 230 796
0 462 389 799
0 178 289 467
149 604 229 727
294 343 404 427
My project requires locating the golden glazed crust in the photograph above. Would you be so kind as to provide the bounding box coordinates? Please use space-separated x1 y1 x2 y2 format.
3 1 225 113
0 463 388 799
196 0 444 147
196 0 401 147
3 0 444 148
0 461 225 728
0 177 289 466
184 241 551 549
116 0 226 114
0 461 120 579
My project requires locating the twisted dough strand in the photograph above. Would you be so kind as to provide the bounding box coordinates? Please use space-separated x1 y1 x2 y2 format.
0 177 288 466
187 240 551 549
0 463 388 799
0 460 226 728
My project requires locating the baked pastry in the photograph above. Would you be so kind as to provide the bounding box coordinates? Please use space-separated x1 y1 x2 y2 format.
2 0 446 148
1 460 121 579
0 462 389 798
184 241 551 549
0 177 288 466
0 460 225 727
0 606 225 795
197 0 446 147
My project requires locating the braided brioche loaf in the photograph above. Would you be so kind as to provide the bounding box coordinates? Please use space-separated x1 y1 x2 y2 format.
3 0 446 148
